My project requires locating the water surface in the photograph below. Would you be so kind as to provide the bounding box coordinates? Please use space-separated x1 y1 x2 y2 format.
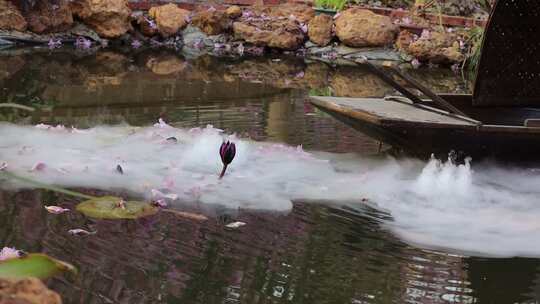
1 50 538 304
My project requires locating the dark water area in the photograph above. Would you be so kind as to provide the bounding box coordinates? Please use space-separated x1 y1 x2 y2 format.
2 50 538 304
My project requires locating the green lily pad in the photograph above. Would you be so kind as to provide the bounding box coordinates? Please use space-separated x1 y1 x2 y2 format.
0 254 77 280
76 196 159 219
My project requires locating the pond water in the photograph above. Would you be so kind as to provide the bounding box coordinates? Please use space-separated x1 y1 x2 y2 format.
1 50 540 304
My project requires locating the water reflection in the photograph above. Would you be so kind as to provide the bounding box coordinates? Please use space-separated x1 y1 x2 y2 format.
2 189 539 303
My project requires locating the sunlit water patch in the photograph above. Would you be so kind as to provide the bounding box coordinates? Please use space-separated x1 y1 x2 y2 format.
1 121 540 258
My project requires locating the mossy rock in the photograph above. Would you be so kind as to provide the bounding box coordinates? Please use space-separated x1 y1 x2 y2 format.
76 196 159 220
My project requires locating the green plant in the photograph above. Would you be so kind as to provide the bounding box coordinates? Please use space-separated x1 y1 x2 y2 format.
314 0 348 11
464 26 484 72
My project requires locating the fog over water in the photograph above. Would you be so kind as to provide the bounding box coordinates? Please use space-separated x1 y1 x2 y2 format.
1 121 540 258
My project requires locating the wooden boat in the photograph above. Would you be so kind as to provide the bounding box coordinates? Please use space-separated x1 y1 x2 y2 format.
310 0 540 159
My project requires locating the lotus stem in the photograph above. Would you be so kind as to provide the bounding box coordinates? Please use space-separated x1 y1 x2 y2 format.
1 171 97 200
219 164 228 179
0 103 35 112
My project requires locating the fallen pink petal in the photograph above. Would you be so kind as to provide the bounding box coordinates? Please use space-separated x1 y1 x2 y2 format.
44 206 70 214
225 221 246 229
151 189 179 200
0 247 20 261
31 162 46 171
68 229 96 236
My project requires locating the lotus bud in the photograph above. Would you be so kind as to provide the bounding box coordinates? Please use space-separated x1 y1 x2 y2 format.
219 141 236 179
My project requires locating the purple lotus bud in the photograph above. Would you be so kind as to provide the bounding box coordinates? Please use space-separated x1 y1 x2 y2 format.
220 141 236 165
219 141 236 179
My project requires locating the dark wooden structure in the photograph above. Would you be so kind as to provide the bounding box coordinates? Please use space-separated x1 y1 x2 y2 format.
310 0 540 159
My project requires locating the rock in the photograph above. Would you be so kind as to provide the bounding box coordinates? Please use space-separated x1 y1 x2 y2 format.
335 45 402 61
148 4 190 38
308 14 333 46
251 3 314 24
70 0 131 38
334 8 398 47
406 30 465 63
0 278 62 304
346 49 401 62
26 0 73 33
395 30 415 52
233 19 305 50
191 9 231 36
146 55 187 75
306 45 334 55
225 6 242 19
68 22 102 43
0 0 27 31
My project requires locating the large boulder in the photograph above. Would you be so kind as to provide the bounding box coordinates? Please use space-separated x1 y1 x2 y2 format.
26 0 73 33
335 8 398 47
233 19 305 50
250 3 314 24
70 0 131 38
225 5 242 19
148 4 190 38
308 14 333 46
0 278 62 304
0 0 27 31
191 9 231 36
406 30 465 63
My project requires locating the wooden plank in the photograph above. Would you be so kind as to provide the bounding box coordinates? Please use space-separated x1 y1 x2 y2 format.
310 96 477 129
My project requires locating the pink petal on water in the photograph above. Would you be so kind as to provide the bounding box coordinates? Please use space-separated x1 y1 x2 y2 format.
151 189 179 200
68 229 96 236
0 247 20 261
31 162 46 171
225 221 246 228
52 125 66 131
186 186 202 198
71 126 88 134
35 123 52 130
162 176 175 189
44 205 70 214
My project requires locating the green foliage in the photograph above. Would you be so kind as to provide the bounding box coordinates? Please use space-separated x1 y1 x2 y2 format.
309 87 334 97
464 26 484 72
314 0 348 11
